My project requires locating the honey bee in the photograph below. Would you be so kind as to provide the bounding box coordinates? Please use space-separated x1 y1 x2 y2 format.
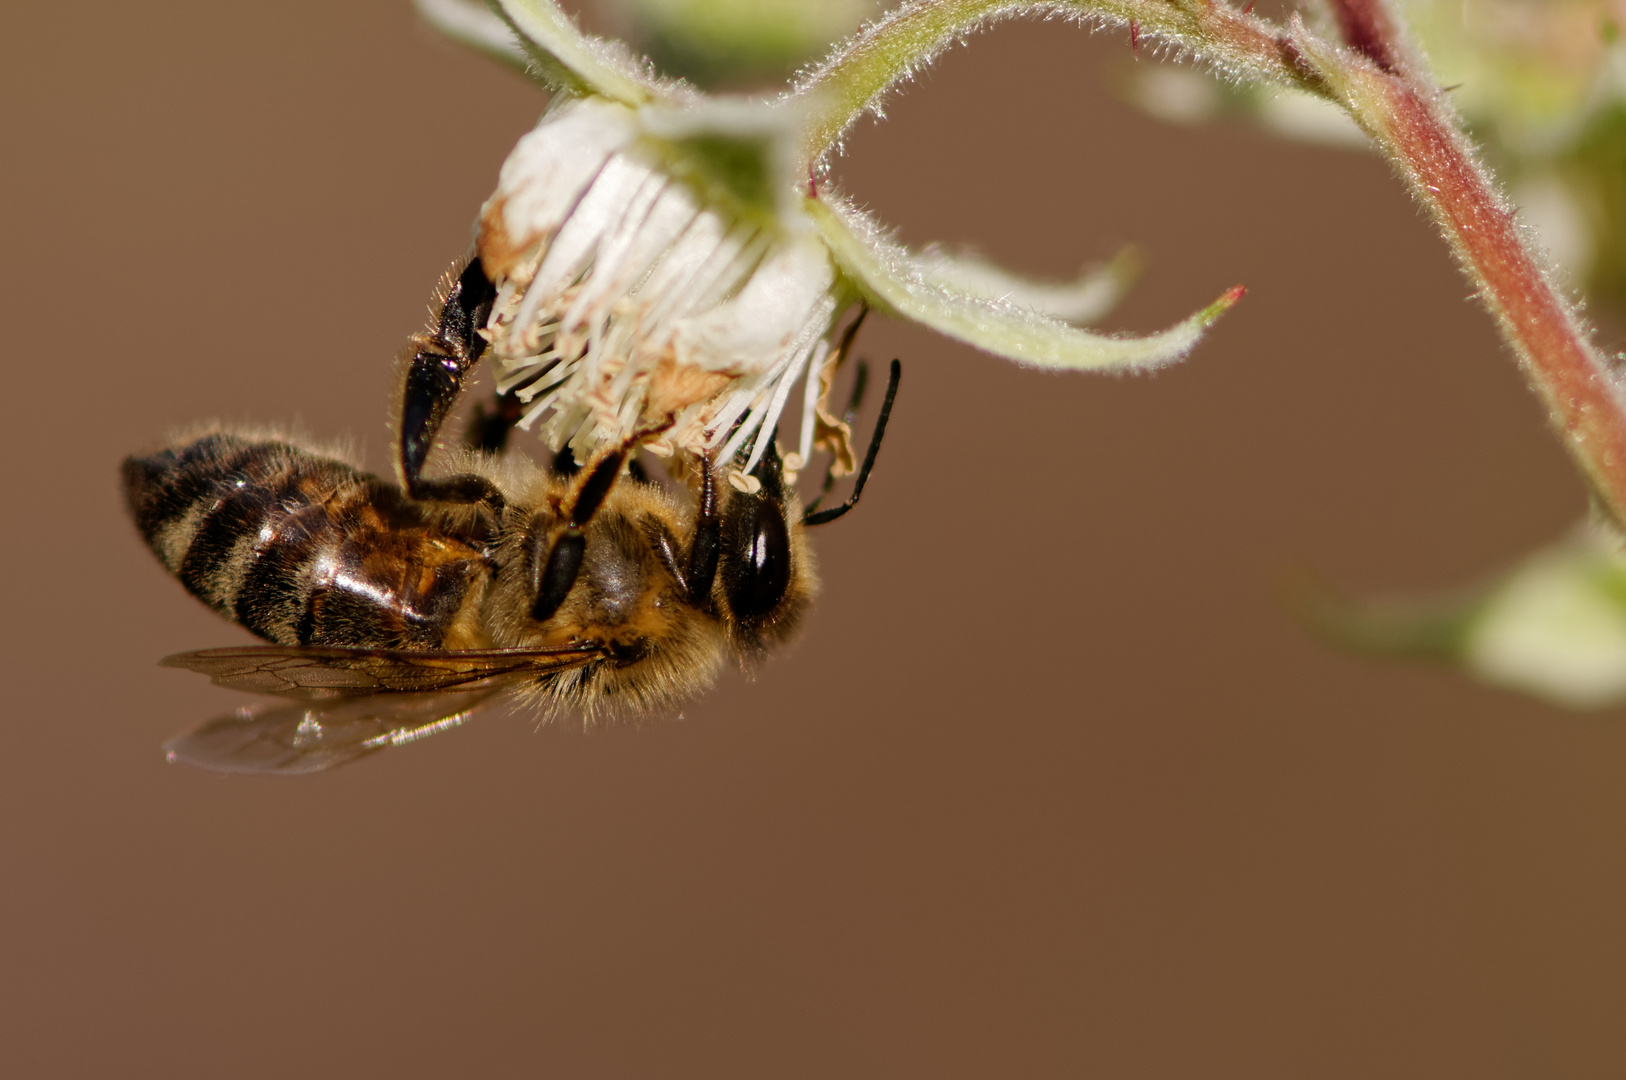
125 259 898 774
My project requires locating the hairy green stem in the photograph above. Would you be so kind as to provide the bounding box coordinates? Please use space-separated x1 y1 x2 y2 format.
790 0 1319 173
491 0 657 104
798 0 1626 522
1299 2 1626 524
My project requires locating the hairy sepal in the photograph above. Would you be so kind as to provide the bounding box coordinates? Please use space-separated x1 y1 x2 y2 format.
790 0 1314 172
809 195 1241 372
489 0 676 104
913 244 1140 326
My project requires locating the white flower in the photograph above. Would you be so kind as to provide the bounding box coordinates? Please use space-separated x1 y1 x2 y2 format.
477 95 848 472
418 0 1243 471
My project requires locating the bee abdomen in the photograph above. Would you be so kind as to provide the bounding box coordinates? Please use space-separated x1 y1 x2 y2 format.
123 433 484 649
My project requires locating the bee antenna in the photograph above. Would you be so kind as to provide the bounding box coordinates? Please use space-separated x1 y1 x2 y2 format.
802 359 900 527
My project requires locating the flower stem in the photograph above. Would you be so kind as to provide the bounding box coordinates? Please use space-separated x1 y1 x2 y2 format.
799 0 1626 522
1295 5 1626 524
790 0 1315 175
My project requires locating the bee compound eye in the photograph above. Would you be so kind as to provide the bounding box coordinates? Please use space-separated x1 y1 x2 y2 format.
723 500 791 622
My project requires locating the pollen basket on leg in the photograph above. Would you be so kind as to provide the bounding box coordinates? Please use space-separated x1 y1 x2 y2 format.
478 98 852 467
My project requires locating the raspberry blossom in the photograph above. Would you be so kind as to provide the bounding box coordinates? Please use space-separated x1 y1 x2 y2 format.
419 0 1241 476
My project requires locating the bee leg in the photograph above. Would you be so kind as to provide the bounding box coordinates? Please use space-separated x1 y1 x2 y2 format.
464 387 525 454
803 359 901 527
398 257 500 506
545 445 647 482
529 448 629 622
548 447 581 478
803 358 869 517
684 453 721 605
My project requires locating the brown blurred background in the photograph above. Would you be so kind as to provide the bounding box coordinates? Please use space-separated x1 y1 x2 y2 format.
3 1 1621 1076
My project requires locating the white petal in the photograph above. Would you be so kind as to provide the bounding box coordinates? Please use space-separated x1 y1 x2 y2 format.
557 167 669 332
672 234 839 373
492 98 638 263
515 151 652 335
635 211 752 332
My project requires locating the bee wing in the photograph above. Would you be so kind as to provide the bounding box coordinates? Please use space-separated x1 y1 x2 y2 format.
159 644 606 698
163 688 504 775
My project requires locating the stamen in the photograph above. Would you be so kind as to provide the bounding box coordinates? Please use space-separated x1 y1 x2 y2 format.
797 339 829 467
477 98 854 464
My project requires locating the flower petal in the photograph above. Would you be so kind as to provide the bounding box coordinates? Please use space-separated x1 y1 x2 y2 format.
481 97 641 282
808 195 1241 371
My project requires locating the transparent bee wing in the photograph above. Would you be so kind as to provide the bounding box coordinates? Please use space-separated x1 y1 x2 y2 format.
159 644 606 699
163 688 504 775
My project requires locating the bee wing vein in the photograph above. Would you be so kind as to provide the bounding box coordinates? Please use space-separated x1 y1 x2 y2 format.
159 644 606 697
163 688 507 775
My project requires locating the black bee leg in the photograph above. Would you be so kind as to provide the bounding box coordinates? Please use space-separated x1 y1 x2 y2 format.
685 453 721 605
804 359 901 527
800 307 871 513
529 448 629 623
399 257 500 506
548 447 582 478
464 387 525 454
546 444 651 481
803 358 870 517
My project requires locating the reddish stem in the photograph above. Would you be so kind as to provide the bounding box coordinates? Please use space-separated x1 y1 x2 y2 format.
1383 82 1626 515
1326 0 1402 73
1317 0 1626 521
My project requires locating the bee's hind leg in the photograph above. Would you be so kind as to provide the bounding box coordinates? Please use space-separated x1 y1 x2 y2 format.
398 257 501 508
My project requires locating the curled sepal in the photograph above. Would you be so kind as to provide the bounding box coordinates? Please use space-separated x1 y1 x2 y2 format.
489 0 674 105
808 195 1242 371
413 0 528 74
1298 523 1626 710
913 244 1140 326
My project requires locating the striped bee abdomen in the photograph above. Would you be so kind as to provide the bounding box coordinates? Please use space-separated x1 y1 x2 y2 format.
123 433 488 649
